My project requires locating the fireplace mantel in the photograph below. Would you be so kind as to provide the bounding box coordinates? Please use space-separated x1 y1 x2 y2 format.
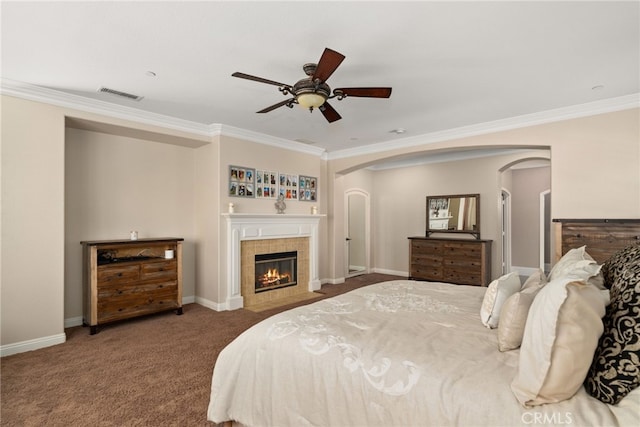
222 213 324 309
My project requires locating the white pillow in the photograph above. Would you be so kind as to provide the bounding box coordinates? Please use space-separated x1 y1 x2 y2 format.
497 284 544 352
548 246 604 288
498 269 547 351
480 272 521 329
510 278 606 407
521 268 547 291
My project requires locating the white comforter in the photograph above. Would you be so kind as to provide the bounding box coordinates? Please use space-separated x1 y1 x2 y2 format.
207 280 639 427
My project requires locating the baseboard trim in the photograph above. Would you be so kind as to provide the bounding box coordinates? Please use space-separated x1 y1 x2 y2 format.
64 316 83 328
195 296 226 311
372 267 408 277
1 333 66 358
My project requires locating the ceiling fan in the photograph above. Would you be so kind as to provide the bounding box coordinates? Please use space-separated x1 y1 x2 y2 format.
232 48 392 123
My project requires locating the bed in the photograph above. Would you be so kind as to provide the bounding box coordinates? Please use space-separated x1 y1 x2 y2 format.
207 219 640 426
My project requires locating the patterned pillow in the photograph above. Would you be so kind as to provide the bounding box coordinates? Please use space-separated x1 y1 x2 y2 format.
584 243 640 404
601 242 640 288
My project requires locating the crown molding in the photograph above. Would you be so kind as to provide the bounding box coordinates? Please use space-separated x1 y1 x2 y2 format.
327 93 640 160
3 78 636 161
1 78 327 158
209 123 327 157
0 78 212 137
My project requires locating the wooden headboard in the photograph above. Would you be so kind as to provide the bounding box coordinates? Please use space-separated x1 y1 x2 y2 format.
554 219 640 264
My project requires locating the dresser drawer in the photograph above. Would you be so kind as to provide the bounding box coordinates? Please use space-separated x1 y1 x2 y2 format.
443 258 483 269
97 279 178 299
411 253 442 267
141 259 177 280
444 270 482 286
97 264 140 284
411 240 443 254
443 243 483 259
97 285 180 323
410 265 443 281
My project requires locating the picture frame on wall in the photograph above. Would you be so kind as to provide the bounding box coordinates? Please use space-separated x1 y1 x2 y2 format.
255 170 278 198
299 175 317 202
279 173 298 200
229 165 255 198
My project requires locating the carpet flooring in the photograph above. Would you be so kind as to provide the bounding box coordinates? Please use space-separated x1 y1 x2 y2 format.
0 273 403 426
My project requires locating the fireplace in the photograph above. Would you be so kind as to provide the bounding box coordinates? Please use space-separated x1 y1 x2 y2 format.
222 213 323 310
255 251 297 293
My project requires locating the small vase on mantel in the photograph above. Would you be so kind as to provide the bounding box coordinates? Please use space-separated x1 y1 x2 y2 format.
275 195 286 214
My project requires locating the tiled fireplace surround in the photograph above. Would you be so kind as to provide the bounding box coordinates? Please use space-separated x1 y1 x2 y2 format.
222 214 322 309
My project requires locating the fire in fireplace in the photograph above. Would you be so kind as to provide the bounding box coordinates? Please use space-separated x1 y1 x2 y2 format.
255 251 297 293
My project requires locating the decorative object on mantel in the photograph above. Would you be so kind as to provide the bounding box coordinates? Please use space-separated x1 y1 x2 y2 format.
228 203 235 213
311 206 318 215
275 194 286 214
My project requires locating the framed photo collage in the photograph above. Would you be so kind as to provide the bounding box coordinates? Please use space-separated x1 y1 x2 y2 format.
229 165 317 202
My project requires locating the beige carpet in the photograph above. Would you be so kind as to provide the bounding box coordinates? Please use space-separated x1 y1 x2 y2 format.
0 273 404 427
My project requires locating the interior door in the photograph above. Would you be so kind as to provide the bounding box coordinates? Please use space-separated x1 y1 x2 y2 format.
345 190 369 277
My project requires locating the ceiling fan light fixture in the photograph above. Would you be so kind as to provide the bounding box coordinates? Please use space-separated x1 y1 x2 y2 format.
297 92 326 109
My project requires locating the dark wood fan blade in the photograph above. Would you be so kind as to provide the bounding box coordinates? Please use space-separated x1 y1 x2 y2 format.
318 102 342 123
334 87 392 98
257 98 295 113
312 48 345 83
232 72 292 90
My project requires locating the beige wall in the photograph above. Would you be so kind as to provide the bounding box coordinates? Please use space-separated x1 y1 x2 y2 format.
219 136 323 215
64 128 198 322
194 138 221 306
510 166 551 268
1 96 66 347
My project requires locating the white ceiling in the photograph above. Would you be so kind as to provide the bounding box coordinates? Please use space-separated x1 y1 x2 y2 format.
2 1 639 155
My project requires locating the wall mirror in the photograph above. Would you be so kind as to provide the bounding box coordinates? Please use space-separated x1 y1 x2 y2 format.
426 194 480 239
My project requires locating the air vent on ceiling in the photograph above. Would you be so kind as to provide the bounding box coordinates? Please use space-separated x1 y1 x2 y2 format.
98 87 143 101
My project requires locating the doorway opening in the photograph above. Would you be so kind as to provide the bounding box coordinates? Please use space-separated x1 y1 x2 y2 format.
501 189 512 275
540 189 551 274
345 190 370 277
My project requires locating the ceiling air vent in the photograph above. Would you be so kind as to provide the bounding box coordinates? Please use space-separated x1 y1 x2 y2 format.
98 87 143 101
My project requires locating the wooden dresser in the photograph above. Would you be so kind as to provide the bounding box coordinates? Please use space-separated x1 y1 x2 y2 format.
81 238 183 334
408 237 492 286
